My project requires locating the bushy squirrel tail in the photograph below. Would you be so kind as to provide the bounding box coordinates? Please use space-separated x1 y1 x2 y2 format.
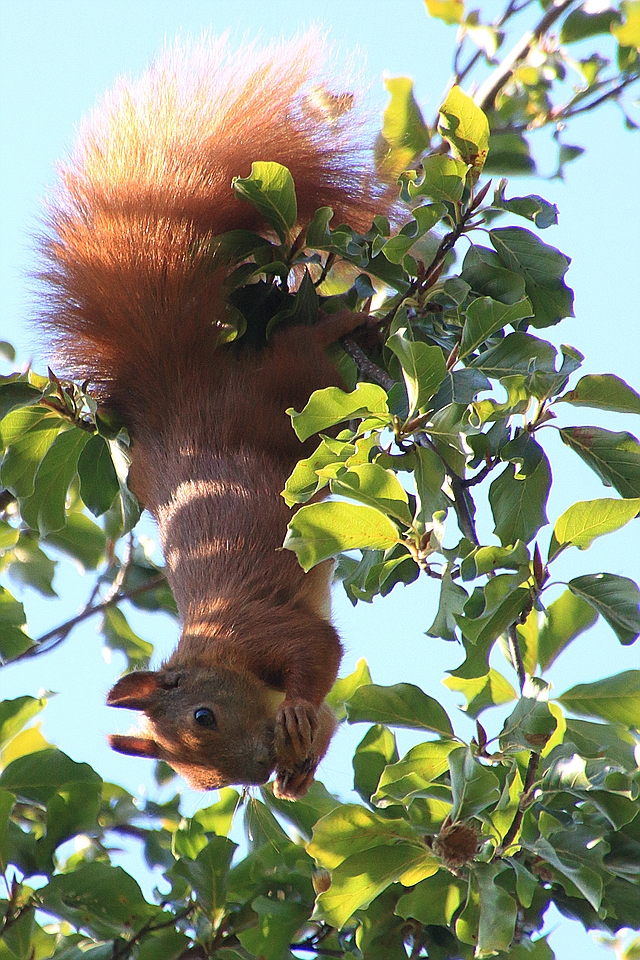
38 34 382 428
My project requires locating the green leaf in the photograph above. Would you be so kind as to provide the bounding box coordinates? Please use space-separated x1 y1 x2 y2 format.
558 374 640 414
568 573 640 645
438 85 490 180
315 841 436 928
378 76 430 175
78 434 120 516
326 657 372 721
20 427 90 535
395 870 467 925
426 569 469 641
424 0 465 25
353 724 399 805
500 678 556 753
0 587 33 662
0 748 100 805
537 589 599 670
309 804 417 869
549 497 640 561
261 780 339 841
559 426 640 498
0 696 46 749
492 182 559 229
371 740 458 807
283 501 400 571
0 407 64 498
346 683 453 736
489 453 551 546
448 746 501 820
101 607 153 670
232 161 297 243
282 437 354 506
40 780 102 867
239 897 310 960
474 862 519 955
0 789 15 873
525 828 605 911
40 862 157 940
44 511 107 571
459 296 533 359
612 0 640 47
469 331 564 399
288 383 390 442
400 155 468 204
173 835 237 919
559 670 640 725
387 331 447 416
489 227 574 328
443 668 517 720
382 203 446 262
0 379 45 419
329 463 412 524
561 7 620 42
455 575 531 649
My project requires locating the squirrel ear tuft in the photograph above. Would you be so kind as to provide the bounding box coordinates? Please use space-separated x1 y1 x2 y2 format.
107 670 165 709
108 733 161 759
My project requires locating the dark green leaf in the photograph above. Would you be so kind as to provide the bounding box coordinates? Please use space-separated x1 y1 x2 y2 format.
490 453 551 546
20 427 90 535
490 227 574 328
239 897 310 960
353 724 399 805
44 511 107 571
492 182 559 228
459 297 533 359
173 835 237 919
448 746 501 820
0 748 101 805
101 607 153 670
78 434 120 516
500 679 556 753
0 380 45 419
568 573 640 645
560 426 640 498
0 587 33 662
40 862 157 940
387 331 447 416
473 862 519 954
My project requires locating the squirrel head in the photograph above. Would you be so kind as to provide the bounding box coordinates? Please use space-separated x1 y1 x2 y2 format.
106 666 280 789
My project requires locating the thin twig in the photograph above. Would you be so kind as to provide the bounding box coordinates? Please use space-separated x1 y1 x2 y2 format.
2 575 166 668
507 623 527 691
474 0 577 111
341 338 397 391
500 750 540 850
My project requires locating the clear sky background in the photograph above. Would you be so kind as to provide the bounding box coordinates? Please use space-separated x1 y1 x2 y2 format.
1 1 640 957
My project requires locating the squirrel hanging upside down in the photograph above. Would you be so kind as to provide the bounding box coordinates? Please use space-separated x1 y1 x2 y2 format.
39 35 388 799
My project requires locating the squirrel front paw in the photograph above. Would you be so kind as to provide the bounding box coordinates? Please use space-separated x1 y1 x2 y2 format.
273 699 319 800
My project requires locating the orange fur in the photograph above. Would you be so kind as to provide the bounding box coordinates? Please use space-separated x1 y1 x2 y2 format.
39 35 384 799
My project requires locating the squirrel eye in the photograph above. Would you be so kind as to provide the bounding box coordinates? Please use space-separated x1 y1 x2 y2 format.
194 707 216 729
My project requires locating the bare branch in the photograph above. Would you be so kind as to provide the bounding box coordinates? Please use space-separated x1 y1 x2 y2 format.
474 0 577 112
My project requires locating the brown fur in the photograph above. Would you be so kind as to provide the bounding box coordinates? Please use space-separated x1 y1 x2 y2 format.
39 36 384 799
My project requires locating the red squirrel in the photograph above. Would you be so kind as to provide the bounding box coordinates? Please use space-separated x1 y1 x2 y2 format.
39 36 386 799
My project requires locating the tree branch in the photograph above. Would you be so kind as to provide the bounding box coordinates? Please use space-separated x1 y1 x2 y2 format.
341 338 397 391
2 574 166 668
500 750 540 851
474 0 577 111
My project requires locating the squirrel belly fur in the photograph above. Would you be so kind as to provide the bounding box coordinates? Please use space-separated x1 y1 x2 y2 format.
39 35 387 800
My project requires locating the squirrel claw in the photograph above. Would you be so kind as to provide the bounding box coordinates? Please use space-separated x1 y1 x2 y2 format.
274 699 318 766
274 755 316 801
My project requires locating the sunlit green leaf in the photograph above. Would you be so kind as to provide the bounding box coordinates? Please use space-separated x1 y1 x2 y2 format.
549 498 640 561
346 682 453 735
560 670 640 726
288 383 390 441
558 374 640 414
378 77 430 175
284 501 400 571
438 85 490 180
232 161 297 243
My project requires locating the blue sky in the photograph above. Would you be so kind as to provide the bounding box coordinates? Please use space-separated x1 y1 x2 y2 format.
1 1 639 956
